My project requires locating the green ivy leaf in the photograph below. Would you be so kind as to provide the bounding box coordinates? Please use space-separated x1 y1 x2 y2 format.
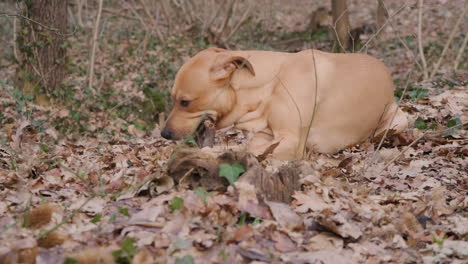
444 117 461 136
414 117 427 130
175 255 195 264
118 207 130 217
431 232 448 246
410 87 428 99
90 213 102 223
252 217 262 226
112 237 137 264
169 197 184 212
194 187 208 205
64 258 79 264
121 237 137 256
219 163 245 185
184 135 198 147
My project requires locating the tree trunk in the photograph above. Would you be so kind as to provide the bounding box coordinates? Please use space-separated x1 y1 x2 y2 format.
17 0 69 105
376 0 389 30
331 0 350 52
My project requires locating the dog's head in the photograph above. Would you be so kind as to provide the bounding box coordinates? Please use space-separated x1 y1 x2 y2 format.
161 47 255 140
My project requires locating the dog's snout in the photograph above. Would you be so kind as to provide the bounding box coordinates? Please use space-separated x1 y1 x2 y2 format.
161 128 173 140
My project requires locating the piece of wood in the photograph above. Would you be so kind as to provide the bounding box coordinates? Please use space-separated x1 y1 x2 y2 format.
195 118 216 148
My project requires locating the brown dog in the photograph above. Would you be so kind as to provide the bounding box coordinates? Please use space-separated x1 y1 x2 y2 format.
161 47 408 160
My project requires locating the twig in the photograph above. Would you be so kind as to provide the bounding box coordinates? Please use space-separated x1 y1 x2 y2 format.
87 0 104 91
377 123 465 175
159 0 172 32
139 0 165 42
12 16 19 62
430 4 468 78
330 6 349 53
38 193 98 238
219 0 236 35
0 13 59 31
454 33 468 70
225 2 254 41
124 0 151 53
362 69 413 175
303 49 319 158
359 0 409 53
76 0 85 27
202 2 223 37
67 6 77 27
417 0 429 79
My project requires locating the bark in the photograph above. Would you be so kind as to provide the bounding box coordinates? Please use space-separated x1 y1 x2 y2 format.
331 0 351 52
17 0 69 105
376 0 389 30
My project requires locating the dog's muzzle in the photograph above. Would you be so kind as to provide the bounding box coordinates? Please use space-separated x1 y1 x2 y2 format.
160 128 174 140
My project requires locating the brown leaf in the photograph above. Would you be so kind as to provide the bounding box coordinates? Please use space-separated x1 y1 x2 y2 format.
306 232 344 251
266 201 303 230
229 225 253 243
273 231 296 252
235 181 272 220
293 192 330 213
315 210 363 240
10 120 31 151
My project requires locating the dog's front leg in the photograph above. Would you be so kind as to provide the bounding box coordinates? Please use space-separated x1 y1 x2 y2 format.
245 131 275 156
269 132 302 160
246 130 301 160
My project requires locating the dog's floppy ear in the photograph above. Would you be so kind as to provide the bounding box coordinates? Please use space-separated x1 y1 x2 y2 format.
210 54 255 81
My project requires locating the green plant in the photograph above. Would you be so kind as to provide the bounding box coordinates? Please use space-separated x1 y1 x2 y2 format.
194 187 208 205
444 117 462 136
169 197 184 212
219 163 245 185
112 237 137 264
414 117 427 130
175 255 195 264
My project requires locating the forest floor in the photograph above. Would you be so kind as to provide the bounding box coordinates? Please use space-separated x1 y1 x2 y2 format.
0 0 467 263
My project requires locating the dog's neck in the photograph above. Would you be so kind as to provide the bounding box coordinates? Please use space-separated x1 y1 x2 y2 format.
216 72 277 130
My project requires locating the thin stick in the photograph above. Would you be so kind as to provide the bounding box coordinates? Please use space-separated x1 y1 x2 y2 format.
202 2 223 37
76 0 84 27
219 0 235 35
362 69 413 174
139 0 165 42
303 49 319 158
417 0 428 79
159 0 172 31
430 4 468 78
454 33 468 70
39 193 97 238
378 1 423 71
359 0 409 53
0 13 58 31
87 0 104 91
330 7 349 53
226 2 254 41
12 16 19 62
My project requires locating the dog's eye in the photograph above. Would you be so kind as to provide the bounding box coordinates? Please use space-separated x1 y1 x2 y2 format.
180 100 190 107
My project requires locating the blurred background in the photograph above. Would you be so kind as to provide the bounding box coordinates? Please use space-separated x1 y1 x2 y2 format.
0 0 466 136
